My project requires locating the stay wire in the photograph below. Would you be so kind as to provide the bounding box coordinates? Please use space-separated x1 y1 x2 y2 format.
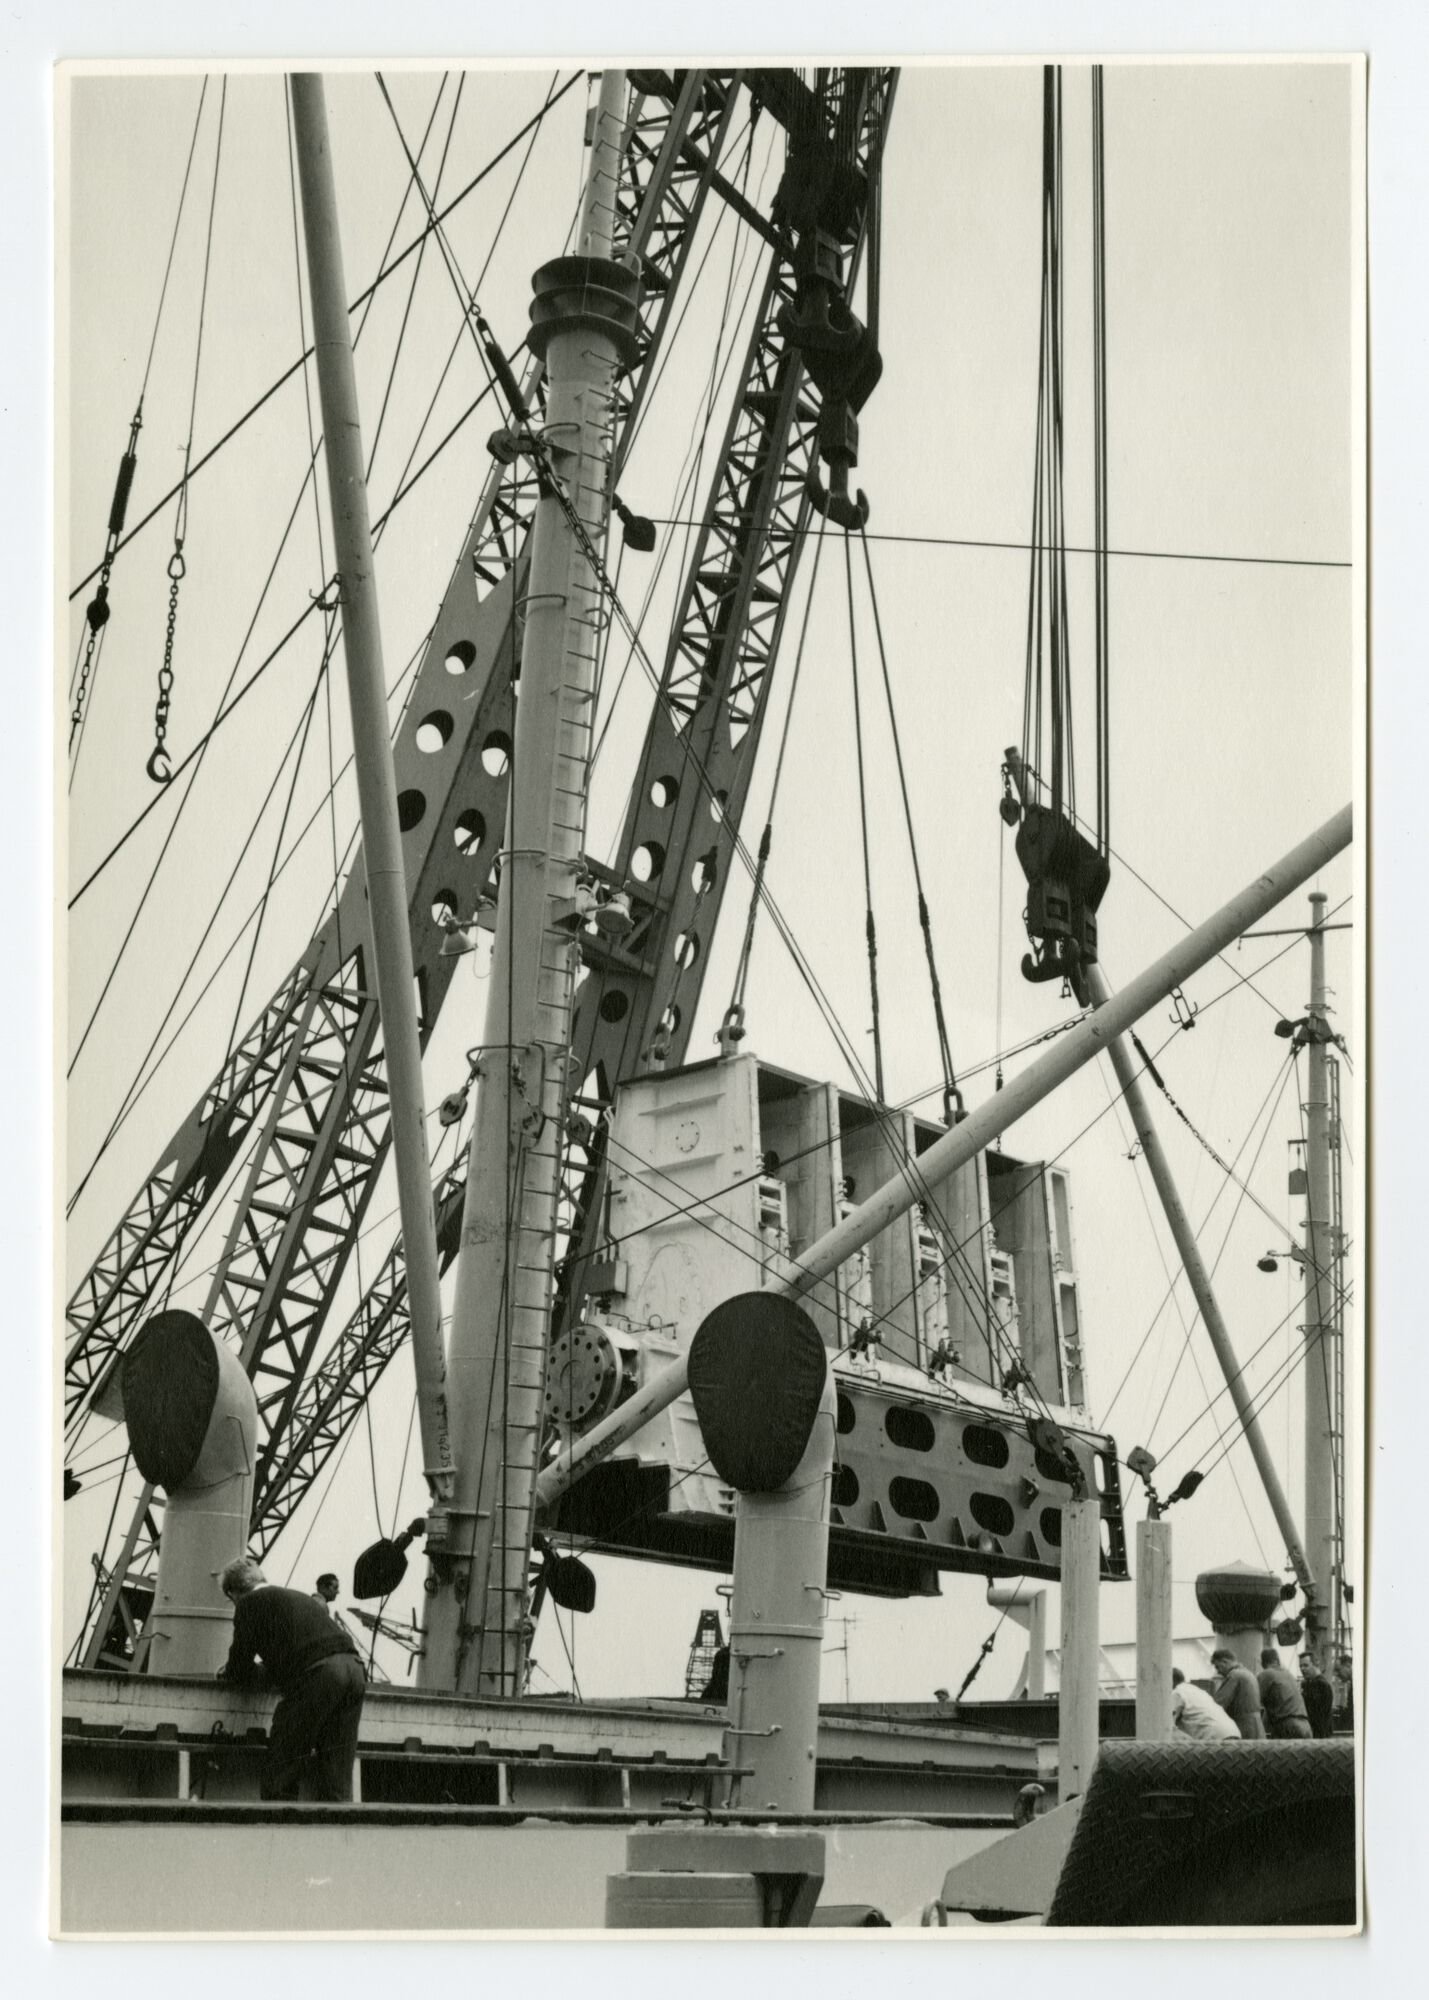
845 530 885 1104
1142 1052 1297 1449
727 515 828 1019
859 521 961 1118
68 73 585 605
363 74 462 485
65 650 335 1216
64 643 425 1215
1092 897 1351 1427
66 446 325 1077
146 80 227 781
1097 1066 1268 1564
67 80 210 762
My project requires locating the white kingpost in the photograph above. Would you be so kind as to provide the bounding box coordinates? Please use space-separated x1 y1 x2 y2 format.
1135 1515 1174 1741
422 70 632 1697
1058 1496 1101 1803
1026 1590 1048 1699
1302 893 1337 1669
291 75 453 1515
725 1373 836 1812
987 1581 1047 1698
1084 962 1322 1625
535 805 1352 1512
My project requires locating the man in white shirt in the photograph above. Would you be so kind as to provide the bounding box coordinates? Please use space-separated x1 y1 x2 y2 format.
1171 1667 1241 1741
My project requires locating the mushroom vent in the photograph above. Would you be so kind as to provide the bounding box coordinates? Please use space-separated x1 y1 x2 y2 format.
1195 1560 1283 1629
120 1309 221 1491
688 1293 826 1493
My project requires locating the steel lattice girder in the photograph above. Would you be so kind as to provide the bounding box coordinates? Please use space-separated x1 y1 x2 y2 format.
64 72 738 1453
247 71 897 1546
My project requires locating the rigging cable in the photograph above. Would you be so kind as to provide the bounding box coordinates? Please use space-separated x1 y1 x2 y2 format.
147 78 227 787
845 531 885 1104
1141 1053 1298 1449
1096 895 1353 1427
1092 63 1110 855
65 651 337 1218
69 79 210 765
1096 1064 1269 1564
68 72 585 606
859 522 963 1123
722 516 829 1042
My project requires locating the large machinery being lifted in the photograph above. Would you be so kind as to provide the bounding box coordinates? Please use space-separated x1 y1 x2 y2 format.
67 66 1131 1689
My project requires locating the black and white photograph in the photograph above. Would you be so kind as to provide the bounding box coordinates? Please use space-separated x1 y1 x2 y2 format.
54 48 1365 1939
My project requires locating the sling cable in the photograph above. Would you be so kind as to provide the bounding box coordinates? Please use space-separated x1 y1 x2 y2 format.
1000 64 1111 1009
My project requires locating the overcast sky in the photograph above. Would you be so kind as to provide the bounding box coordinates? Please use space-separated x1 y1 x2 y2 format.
60 57 1360 1704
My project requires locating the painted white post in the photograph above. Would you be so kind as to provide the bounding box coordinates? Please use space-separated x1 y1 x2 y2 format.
290 74 453 1514
1135 1515 1174 1741
1058 1495 1101 1804
724 1372 836 1813
1027 1589 1048 1700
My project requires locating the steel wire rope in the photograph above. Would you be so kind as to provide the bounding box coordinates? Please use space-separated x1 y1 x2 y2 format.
67 77 209 737
844 531 885 1104
1097 1038 1313 1431
1139 1053 1298 1451
67 385 343 1066
590 106 763 982
1095 1061 1269 1565
587 169 768 783
723 514 829 1025
355 92 1354 1478
71 356 528 912
1185 1273 1357 1493
232 911 1337 1612
1152 1263 1356 1475
855 972 1316 1418
67 72 585 605
362 74 463 485
65 1444 134 1665
616 109 766 469
63 644 425 1219
554 501 1062 1407
371 69 564 529
572 915 1354 1409
64 653 333 1219
858 523 963 1121
136 80 229 793
645 518 1354 572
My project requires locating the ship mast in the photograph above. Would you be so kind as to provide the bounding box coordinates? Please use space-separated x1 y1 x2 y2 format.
420 70 637 1696
1301 892 1343 1668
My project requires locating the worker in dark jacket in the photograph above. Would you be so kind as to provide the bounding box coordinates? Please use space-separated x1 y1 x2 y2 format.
220 1557 365 1800
1257 1648 1312 1738
1210 1647 1267 1739
1300 1654 1336 1738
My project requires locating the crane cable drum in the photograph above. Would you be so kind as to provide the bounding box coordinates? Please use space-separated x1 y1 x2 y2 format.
1002 65 1111 1010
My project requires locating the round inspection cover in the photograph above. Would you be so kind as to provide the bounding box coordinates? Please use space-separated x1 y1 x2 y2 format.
120 1309 220 1491
687 1293 827 1493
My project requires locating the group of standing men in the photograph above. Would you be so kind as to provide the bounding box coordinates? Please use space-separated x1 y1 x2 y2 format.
1171 1647 1345 1741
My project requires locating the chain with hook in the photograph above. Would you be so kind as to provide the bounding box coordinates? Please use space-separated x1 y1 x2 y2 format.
147 543 186 783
